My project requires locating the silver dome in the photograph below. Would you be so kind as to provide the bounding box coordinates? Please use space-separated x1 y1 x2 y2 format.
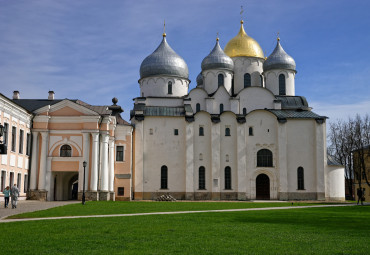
196 72 203 86
201 40 234 71
140 36 189 79
263 40 296 72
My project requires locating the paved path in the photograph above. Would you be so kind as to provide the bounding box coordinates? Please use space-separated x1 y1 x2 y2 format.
0 203 366 224
0 200 79 220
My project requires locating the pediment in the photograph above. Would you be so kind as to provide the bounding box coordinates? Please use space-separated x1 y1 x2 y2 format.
34 100 100 116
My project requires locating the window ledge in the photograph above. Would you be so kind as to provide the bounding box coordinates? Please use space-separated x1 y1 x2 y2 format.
198 189 207 191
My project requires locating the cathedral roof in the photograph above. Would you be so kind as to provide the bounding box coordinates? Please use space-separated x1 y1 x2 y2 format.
139 35 189 80
201 39 234 71
275 96 308 110
196 72 203 86
263 39 296 72
224 20 264 59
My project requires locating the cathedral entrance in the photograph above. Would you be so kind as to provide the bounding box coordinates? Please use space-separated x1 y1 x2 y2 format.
256 174 270 200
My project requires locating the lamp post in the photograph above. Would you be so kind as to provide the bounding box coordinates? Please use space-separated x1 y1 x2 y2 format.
82 161 87 205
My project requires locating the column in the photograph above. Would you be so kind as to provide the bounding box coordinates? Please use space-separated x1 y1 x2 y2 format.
79 133 90 192
108 138 115 193
277 122 288 200
100 133 109 191
90 132 99 191
185 121 194 199
38 131 49 190
30 131 39 190
211 122 220 200
237 124 247 200
315 121 325 200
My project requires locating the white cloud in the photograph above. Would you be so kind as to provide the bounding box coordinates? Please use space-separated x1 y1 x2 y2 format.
311 100 370 126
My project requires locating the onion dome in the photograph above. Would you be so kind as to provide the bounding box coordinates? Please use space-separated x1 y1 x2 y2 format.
224 20 264 59
201 38 234 71
196 72 203 86
140 34 189 79
264 38 296 72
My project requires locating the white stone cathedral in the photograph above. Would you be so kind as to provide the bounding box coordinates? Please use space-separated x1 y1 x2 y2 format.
130 20 345 201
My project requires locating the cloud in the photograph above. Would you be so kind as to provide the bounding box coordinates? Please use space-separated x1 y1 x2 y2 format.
311 100 370 126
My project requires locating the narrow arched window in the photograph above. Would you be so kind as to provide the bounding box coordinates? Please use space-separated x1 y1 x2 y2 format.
249 127 253 136
225 127 231 136
220 104 224 113
225 166 232 189
243 108 247 115
161 165 168 189
297 167 304 190
196 103 200 112
199 126 204 136
218 74 224 87
199 166 206 189
60 145 72 157
279 74 286 95
257 149 273 167
168 81 172 94
244 73 251 88
260 75 263 87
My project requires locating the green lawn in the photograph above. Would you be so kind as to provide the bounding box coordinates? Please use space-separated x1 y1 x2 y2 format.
0 206 368 254
7 201 338 219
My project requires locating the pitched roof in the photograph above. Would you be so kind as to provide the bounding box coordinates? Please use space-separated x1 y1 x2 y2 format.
11 98 130 124
267 109 326 119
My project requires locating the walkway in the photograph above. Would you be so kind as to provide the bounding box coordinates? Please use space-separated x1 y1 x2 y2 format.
0 200 79 220
0 202 365 224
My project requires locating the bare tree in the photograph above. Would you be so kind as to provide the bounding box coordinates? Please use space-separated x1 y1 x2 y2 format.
327 114 370 199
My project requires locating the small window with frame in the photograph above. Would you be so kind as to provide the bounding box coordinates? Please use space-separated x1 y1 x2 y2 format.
174 129 179 136
116 146 124 161
118 187 124 196
249 127 253 136
225 127 231 136
199 126 204 136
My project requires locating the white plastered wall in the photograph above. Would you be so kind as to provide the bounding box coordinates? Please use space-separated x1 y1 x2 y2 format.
265 69 295 96
238 87 275 114
187 88 208 113
232 57 264 94
324 165 345 201
139 76 189 97
193 112 212 192
202 70 233 95
141 116 186 193
245 111 278 199
286 120 316 193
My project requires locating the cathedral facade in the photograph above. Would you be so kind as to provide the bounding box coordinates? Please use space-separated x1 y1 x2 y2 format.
0 20 345 202
131 21 345 201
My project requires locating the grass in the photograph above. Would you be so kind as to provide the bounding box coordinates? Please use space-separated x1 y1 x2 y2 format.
0 206 368 254
7 201 338 219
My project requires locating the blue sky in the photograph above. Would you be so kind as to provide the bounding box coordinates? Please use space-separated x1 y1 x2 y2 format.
0 0 369 125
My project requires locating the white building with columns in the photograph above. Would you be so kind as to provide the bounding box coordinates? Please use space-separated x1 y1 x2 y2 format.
130 20 345 201
10 92 133 201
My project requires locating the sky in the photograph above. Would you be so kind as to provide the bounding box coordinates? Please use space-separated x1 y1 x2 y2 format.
0 0 369 126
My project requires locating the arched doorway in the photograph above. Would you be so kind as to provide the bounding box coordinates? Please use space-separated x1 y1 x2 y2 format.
68 174 79 200
256 174 270 200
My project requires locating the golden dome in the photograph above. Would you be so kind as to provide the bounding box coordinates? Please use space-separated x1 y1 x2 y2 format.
224 20 264 59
